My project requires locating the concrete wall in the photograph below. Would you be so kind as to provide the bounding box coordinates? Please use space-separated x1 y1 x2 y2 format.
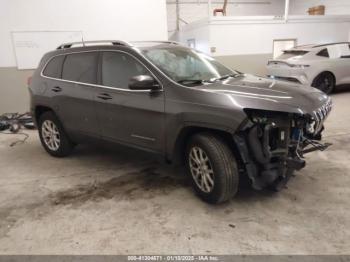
179 16 350 79
209 18 350 56
1 0 168 68
179 20 211 53
0 0 168 113
290 0 350 15
215 53 271 76
167 0 285 33
0 68 33 113
167 0 350 34
168 1 350 79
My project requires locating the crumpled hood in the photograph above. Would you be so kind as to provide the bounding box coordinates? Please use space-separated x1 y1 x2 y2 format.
200 74 330 115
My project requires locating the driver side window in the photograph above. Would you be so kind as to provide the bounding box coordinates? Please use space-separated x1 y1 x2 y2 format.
101 52 149 89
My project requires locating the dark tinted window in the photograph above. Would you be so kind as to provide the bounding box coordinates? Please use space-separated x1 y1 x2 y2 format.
62 52 98 84
342 45 350 58
283 50 309 56
43 55 65 78
278 50 309 59
317 48 329 57
102 52 149 89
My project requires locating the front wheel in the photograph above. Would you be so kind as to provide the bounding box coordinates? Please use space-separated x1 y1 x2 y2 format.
185 133 239 204
312 72 335 94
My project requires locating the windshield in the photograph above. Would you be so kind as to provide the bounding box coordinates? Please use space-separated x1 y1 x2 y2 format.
140 46 237 84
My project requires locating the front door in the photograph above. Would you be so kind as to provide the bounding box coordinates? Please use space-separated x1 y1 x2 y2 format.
94 51 165 152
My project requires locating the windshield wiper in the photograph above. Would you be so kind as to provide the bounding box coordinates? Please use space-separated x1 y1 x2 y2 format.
177 79 205 85
212 73 243 82
177 74 243 85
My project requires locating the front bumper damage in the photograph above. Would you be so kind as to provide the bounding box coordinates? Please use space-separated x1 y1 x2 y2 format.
234 99 332 191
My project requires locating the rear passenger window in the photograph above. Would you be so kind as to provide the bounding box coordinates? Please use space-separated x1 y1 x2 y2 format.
62 52 98 84
317 48 329 58
101 52 149 89
42 55 65 78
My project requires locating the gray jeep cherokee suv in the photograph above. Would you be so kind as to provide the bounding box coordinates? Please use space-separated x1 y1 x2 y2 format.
29 40 332 204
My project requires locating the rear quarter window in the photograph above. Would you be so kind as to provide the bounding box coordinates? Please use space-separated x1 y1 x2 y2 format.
62 52 99 84
341 44 350 58
316 48 329 58
42 55 65 78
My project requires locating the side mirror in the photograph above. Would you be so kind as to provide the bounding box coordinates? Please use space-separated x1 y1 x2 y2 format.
129 75 160 91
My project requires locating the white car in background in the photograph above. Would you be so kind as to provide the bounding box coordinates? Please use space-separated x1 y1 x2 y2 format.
267 42 350 94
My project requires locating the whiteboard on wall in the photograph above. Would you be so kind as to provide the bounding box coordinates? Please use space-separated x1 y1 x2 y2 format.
12 31 83 70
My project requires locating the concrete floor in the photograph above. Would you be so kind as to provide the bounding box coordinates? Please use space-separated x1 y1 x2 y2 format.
1 91 350 255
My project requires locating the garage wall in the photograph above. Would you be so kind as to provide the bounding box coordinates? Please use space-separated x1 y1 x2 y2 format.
0 68 34 113
178 20 210 53
168 0 350 34
173 0 350 76
210 20 350 57
179 16 350 76
0 0 168 113
167 0 285 34
211 19 350 75
290 0 350 15
0 0 168 68
215 53 271 76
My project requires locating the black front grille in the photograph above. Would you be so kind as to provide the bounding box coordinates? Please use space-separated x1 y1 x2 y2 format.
313 98 332 133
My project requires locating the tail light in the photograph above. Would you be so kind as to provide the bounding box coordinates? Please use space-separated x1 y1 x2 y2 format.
290 64 310 69
27 76 32 86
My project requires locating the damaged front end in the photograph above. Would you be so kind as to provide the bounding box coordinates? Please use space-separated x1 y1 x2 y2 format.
233 99 332 191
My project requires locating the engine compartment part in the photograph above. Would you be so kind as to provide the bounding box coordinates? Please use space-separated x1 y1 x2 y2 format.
0 113 35 131
235 108 331 190
0 112 35 147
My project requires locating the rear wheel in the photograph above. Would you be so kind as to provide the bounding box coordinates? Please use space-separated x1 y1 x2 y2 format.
312 72 335 94
38 111 74 157
185 133 239 204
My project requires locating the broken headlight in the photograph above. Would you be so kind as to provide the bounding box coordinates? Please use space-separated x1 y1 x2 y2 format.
243 109 291 125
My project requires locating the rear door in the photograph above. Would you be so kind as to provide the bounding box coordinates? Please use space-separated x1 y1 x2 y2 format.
94 50 165 152
328 44 350 85
337 44 350 84
55 51 100 136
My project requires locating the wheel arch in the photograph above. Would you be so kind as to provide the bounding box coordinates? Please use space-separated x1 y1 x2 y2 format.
34 105 70 136
170 125 241 165
312 70 336 86
34 105 54 124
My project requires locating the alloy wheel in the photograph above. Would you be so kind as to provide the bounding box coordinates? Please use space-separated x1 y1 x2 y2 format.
41 120 60 151
189 146 215 193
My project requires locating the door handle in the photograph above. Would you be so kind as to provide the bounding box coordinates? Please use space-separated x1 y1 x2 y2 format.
97 93 112 100
52 86 62 92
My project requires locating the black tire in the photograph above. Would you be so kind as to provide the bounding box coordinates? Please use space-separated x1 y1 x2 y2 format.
38 111 74 157
185 133 239 204
312 72 335 94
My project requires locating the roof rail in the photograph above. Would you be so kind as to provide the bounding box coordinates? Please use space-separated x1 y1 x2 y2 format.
56 40 131 50
56 40 184 50
130 40 182 46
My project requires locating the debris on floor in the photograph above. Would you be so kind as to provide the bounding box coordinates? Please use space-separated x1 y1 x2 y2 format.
0 112 35 147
